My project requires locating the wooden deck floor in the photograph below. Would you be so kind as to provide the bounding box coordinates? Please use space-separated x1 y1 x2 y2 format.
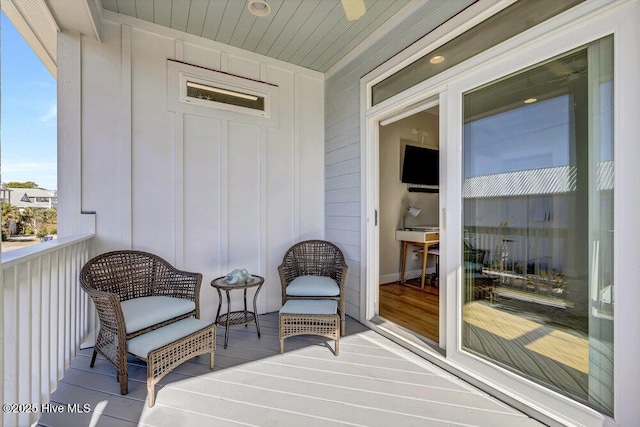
38 313 543 427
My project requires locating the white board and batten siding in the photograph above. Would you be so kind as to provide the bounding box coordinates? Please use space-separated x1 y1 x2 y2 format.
324 0 475 321
74 12 324 320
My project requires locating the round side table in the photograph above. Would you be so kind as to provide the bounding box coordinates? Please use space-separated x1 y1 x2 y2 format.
211 275 264 349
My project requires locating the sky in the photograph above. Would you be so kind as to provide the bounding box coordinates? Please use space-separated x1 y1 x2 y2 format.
1 11 57 190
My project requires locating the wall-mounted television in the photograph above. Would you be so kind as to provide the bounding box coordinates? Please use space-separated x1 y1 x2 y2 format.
401 145 439 186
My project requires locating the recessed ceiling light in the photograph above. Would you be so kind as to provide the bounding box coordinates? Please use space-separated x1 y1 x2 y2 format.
429 55 445 64
523 98 538 104
248 0 270 17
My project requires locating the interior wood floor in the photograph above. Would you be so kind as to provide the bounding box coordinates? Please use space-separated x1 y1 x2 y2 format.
379 279 439 342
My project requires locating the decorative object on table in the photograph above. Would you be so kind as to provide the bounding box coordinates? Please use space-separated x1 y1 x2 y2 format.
402 205 421 230
211 275 265 349
225 268 253 284
278 240 347 336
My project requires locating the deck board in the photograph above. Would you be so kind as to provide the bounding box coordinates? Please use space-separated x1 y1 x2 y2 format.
463 302 588 398
38 313 543 427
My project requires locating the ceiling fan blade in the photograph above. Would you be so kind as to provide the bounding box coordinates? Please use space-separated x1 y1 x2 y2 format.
341 0 366 21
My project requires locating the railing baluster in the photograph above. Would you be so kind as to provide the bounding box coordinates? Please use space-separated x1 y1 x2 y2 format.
58 248 65 381
64 246 71 370
16 261 32 427
30 258 42 426
64 248 76 370
4 267 19 427
40 254 51 405
50 249 58 389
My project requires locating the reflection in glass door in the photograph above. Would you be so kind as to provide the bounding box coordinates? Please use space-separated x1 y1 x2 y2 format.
461 36 614 415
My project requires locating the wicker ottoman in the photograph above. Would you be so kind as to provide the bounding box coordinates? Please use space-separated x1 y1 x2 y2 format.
126 318 216 407
279 300 340 356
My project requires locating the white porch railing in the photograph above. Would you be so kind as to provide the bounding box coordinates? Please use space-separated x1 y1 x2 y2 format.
1 234 95 427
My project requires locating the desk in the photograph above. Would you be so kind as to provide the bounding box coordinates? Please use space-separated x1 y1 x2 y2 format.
211 275 264 349
428 246 439 276
396 230 439 290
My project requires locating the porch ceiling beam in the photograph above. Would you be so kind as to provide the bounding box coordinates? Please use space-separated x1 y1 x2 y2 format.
47 0 103 42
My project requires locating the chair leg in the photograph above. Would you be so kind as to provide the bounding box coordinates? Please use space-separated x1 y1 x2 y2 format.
147 383 155 407
210 351 215 369
119 372 128 395
338 298 347 336
90 349 98 367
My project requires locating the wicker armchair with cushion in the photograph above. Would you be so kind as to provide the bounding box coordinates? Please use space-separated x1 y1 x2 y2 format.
278 240 348 336
80 250 202 394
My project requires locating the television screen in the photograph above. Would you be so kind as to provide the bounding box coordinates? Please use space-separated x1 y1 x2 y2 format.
401 145 439 185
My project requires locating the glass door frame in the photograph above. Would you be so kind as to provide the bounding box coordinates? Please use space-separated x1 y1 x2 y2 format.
361 1 640 425
363 92 447 351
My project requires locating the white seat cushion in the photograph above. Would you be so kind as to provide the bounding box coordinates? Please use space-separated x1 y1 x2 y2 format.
121 296 195 334
285 275 339 297
126 318 211 358
280 299 338 315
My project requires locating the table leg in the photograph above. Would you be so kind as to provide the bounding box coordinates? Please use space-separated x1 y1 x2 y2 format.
421 243 428 290
400 241 408 284
244 288 248 327
224 290 231 349
253 284 262 339
214 288 223 323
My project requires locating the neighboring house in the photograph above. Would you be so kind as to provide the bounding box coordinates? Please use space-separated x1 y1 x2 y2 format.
2 1 639 427
6 187 57 210
0 183 11 203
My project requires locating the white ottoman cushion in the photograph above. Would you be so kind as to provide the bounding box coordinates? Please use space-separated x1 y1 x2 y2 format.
280 299 338 315
126 318 211 358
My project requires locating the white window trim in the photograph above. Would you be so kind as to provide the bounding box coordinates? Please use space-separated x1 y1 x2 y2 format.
361 0 640 426
179 73 269 118
167 60 278 126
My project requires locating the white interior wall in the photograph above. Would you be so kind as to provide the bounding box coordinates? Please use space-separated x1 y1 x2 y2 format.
78 18 324 318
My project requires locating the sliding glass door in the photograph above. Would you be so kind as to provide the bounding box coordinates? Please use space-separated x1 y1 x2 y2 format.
461 36 614 415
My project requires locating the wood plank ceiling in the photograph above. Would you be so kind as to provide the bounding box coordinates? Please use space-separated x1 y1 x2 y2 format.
101 0 412 73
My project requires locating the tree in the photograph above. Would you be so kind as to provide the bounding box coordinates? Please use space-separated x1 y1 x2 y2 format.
0 203 57 240
20 207 37 234
1 201 20 240
5 181 40 188
34 208 57 237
